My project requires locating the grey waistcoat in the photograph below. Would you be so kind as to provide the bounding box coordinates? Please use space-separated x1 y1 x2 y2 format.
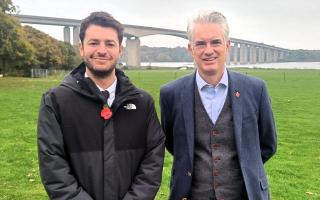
190 86 247 200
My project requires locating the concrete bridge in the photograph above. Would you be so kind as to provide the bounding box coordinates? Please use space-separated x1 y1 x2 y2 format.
13 14 290 67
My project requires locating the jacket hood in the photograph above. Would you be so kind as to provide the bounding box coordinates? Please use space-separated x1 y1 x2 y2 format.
60 62 139 103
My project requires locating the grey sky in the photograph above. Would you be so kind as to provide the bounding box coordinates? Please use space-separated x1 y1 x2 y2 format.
13 0 320 49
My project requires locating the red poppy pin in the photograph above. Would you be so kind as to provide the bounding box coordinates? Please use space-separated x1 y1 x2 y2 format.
235 91 240 98
100 105 112 120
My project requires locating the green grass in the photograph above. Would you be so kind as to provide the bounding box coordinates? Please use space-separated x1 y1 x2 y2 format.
0 68 320 200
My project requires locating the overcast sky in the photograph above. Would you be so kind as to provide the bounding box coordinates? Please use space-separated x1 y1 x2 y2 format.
13 0 320 50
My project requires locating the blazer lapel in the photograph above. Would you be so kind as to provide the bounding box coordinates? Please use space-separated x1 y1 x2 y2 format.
228 70 243 157
181 73 195 164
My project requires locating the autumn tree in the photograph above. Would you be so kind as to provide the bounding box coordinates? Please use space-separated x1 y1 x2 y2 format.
58 41 82 70
0 0 17 13
23 25 64 69
0 3 81 76
0 12 36 75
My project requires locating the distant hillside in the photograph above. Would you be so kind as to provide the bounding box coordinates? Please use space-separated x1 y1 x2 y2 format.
121 46 193 62
285 50 320 62
140 46 193 62
122 46 320 62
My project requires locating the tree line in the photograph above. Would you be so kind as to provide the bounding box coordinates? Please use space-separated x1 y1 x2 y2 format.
139 46 193 62
285 50 320 62
136 47 320 63
0 1 81 76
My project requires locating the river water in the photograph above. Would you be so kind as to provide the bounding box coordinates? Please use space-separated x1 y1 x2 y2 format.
140 62 320 69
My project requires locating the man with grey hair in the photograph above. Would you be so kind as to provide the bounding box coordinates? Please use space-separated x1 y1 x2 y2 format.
160 10 277 200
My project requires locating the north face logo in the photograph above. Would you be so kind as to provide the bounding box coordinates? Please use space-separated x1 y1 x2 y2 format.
124 103 136 110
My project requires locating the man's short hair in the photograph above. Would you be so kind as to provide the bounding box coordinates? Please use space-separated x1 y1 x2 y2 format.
187 10 230 42
79 11 124 44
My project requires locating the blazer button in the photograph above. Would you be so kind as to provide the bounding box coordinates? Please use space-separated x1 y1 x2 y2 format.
187 171 192 176
212 144 220 149
212 130 220 135
213 156 221 161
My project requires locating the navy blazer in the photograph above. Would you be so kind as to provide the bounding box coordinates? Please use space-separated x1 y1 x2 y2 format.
160 70 277 200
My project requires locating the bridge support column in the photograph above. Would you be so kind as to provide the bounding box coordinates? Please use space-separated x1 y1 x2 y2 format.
232 43 238 64
258 47 265 63
266 49 272 62
240 43 248 64
73 26 80 45
125 37 140 68
279 51 284 61
249 45 257 64
273 50 278 62
64 26 70 43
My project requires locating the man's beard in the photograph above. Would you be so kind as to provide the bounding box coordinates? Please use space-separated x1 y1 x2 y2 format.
85 61 117 78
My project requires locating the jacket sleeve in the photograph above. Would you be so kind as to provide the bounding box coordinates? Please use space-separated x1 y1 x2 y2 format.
258 82 277 163
122 98 165 200
159 87 174 155
37 93 93 200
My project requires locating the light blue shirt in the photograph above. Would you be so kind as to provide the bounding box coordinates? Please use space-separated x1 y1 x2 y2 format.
196 68 229 124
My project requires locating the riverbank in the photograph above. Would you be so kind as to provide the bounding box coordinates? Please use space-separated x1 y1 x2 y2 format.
138 61 320 70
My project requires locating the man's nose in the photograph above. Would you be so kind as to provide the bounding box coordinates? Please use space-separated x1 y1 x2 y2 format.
97 44 108 54
203 43 214 54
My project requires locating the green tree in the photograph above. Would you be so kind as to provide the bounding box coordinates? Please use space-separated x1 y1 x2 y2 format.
0 12 36 75
0 0 17 13
58 41 82 70
23 25 64 69
24 26 82 70
283 50 320 62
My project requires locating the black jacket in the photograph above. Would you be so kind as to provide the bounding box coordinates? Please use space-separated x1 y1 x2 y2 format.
38 63 165 200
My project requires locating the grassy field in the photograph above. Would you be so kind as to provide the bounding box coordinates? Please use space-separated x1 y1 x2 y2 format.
0 68 319 200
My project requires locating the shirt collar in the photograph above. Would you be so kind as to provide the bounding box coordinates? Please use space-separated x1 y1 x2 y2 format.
84 72 117 94
196 67 228 90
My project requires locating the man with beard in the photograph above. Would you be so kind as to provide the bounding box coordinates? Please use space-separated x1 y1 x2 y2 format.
37 12 165 200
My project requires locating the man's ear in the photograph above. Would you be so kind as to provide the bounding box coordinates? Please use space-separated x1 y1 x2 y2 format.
188 43 193 55
119 45 124 55
226 39 231 50
79 42 84 57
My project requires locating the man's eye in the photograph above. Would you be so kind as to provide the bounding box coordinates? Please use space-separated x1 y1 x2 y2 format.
89 42 98 46
195 42 206 48
211 40 222 45
106 43 115 47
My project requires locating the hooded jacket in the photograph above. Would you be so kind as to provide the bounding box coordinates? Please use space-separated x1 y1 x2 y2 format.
38 63 165 200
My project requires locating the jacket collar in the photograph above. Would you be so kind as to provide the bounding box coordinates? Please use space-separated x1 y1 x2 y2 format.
61 62 139 106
